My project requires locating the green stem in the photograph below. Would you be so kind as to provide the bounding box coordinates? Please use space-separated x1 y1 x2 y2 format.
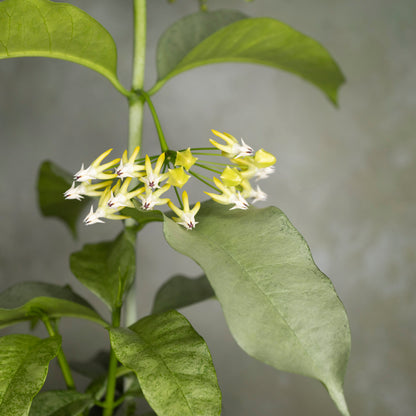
194 162 222 174
42 317 75 390
103 308 122 416
125 0 147 328
188 170 218 191
139 90 169 153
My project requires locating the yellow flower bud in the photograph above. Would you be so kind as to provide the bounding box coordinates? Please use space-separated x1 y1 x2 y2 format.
254 149 276 168
220 166 242 187
175 148 198 170
167 167 190 188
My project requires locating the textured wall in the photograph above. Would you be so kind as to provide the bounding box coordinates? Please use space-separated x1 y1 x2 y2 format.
0 0 415 415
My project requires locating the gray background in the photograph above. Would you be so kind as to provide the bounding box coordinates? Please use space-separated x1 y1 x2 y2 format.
1 0 415 415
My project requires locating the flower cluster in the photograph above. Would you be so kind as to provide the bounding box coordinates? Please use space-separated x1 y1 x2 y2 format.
64 130 276 230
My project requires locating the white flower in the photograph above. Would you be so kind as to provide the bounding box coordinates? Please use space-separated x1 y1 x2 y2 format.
205 177 249 210
168 191 201 230
64 182 88 201
107 178 144 209
83 206 106 225
74 149 119 182
209 130 254 159
115 146 145 179
64 180 112 201
139 184 170 210
139 154 168 191
250 185 268 203
255 166 275 181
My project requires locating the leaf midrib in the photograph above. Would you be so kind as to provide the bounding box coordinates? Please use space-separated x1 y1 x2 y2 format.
196 225 322 377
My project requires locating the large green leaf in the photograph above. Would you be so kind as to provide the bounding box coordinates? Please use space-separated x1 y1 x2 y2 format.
0 282 107 329
152 274 214 314
70 229 136 311
0 0 128 95
29 390 94 416
37 160 90 238
163 202 351 416
0 334 61 416
110 310 221 416
156 9 247 80
152 10 345 103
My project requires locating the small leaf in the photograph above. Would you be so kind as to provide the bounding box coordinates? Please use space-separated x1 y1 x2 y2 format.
152 274 215 314
0 0 128 95
0 334 61 416
153 11 345 103
29 390 94 416
0 281 107 329
110 310 222 416
164 201 351 416
70 229 136 310
37 160 89 238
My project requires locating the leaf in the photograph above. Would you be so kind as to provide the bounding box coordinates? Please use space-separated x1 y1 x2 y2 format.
37 160 90 238
156 9 247 80
0 334 61 416
0 281 107 329
110 310 221 416
0 0 128 95
29 390 94 416
152 274 215 314
70 229 136 310
163 201 351 416
152 11 345 104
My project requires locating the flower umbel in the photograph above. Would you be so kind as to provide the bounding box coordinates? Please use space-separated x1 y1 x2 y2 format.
67 129 275 228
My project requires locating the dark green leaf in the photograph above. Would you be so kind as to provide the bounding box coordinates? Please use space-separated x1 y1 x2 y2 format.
0 334 61 416
163 201 351 416
0 0 128 95
152 11 345 104
0 282 107 329
37 160 90 238
70 229 136 310
156 10 247 80
110 310 221 416
29 390 94 416
152 274 214 314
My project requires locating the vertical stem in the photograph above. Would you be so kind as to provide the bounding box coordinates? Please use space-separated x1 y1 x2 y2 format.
103 307 122 416
42 317 75 390
125 0 147 327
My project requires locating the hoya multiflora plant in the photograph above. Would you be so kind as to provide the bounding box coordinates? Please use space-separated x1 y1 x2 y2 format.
0 1 351 416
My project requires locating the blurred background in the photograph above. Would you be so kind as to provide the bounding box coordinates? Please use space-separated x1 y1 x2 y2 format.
0 0 415 414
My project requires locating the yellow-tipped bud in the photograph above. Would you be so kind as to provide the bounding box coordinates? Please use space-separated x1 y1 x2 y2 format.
254 149 276 168
220 166 242 187
175 148 198 170
167 167 191 188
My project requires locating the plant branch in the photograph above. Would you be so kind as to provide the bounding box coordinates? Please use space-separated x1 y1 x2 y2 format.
139 90 169 153
42 317 75 390
103 307 122 416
